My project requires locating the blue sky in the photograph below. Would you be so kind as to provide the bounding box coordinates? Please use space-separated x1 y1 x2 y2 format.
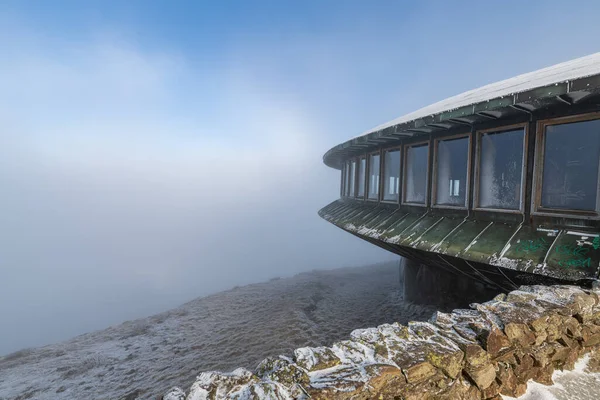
1 0 599 354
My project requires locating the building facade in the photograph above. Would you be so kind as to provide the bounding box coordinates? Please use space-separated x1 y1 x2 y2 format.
320 53 600 290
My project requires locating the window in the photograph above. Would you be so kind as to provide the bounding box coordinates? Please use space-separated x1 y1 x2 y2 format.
404 143 429 204
477 128 524 210
340 164 345 197
383 150 400 202
344 162 352 196
540 118 600 211
435 136 469 207
357 157 366 198
368 153 380 200
349 160 356 197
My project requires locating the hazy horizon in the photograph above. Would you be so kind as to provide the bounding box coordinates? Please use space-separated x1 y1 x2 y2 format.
2 0 600 355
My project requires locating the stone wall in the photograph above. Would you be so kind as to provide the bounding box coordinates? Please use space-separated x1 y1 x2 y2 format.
164 284 600 400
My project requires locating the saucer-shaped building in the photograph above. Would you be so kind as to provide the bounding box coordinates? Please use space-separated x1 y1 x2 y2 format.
319 53 600 291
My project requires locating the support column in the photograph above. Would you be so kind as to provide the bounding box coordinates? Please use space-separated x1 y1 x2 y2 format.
402 257 421 302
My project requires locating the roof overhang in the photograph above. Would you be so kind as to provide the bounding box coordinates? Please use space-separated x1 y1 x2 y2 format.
324 54 600 169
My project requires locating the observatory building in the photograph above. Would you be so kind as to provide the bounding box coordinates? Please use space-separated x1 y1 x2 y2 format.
319 53 600 294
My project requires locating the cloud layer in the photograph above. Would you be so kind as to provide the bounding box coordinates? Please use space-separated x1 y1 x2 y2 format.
0 28 391 354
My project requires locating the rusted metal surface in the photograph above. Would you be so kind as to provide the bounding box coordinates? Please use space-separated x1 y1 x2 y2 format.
319 200 600 284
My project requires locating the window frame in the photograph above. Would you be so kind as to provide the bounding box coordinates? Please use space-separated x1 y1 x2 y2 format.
381 146 402 204
402 140 430 207
532 112 600 218
431 132 472 210
356 156 367 200
473 123 528 214
366 150 382 202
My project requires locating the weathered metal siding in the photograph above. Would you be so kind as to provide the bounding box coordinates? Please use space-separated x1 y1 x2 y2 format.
319 200 600 284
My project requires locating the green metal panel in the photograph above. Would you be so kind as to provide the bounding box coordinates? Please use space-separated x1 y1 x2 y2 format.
460 222 517 264
501 226 557 271
359 209 403 232
473 97 514 113
515 83 568 103
433 219 491 257
370 211 409 234
379 213 423 242
395 215 445 246
412 217 463 252
438 105 474 122
544 231 600 281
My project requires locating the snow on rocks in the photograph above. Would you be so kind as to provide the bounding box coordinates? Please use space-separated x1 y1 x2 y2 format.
165 284 600 399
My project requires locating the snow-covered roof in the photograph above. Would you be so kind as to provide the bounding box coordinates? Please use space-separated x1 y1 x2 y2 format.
357 52 600 138
324 52 600 169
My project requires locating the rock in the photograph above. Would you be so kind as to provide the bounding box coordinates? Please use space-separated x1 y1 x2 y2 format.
402 361 439 384
551 346 571 363
530 315 549 333
163 387 185 400
481 380 500 399
514 383 528 398
466 363 496 391
426 348 464 379
513 354 534 382
505 322 536 348
497 362 518 397
585 346 600 373
533 363 554 385
186 368 260 400
563 347 581 370
465 345 490 368
364 364 407 398
463 384 484 400
485 328 511 357
256 356 309 395
530 344 553 368
582 325 600 347
293 347 340 371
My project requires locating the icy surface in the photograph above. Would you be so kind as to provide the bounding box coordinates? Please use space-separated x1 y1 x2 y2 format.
503 354 600 400
0 262 442 400
354 52 600 139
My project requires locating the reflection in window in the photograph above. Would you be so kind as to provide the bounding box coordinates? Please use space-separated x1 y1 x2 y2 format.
436 137 469 206
405 144 429 203
348 161 356 196
342 162 348 196
357 158 366 197
383 150 400 201
478 129 524 209
340 165 345 197
541 119 600 211
368 154 380 200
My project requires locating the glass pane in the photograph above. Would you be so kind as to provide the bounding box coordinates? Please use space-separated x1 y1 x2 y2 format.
435 137 469 206
344 162 351 196
541 119 600 211
478 129 524 209
368 154 380 200
383 150 400 201
357 158 366 197
340 166 345 197
405 144 428 203
349 161 356 196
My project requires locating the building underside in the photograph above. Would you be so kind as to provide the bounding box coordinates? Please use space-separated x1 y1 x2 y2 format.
319 199 598 291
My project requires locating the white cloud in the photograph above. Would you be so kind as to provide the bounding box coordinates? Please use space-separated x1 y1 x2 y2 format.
0 27 389 354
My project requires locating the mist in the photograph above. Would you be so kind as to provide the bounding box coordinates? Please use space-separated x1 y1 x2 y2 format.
2 0 600 355
0 22 394 355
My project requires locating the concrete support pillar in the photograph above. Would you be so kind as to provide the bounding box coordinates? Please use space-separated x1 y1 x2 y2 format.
402 257 421 303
